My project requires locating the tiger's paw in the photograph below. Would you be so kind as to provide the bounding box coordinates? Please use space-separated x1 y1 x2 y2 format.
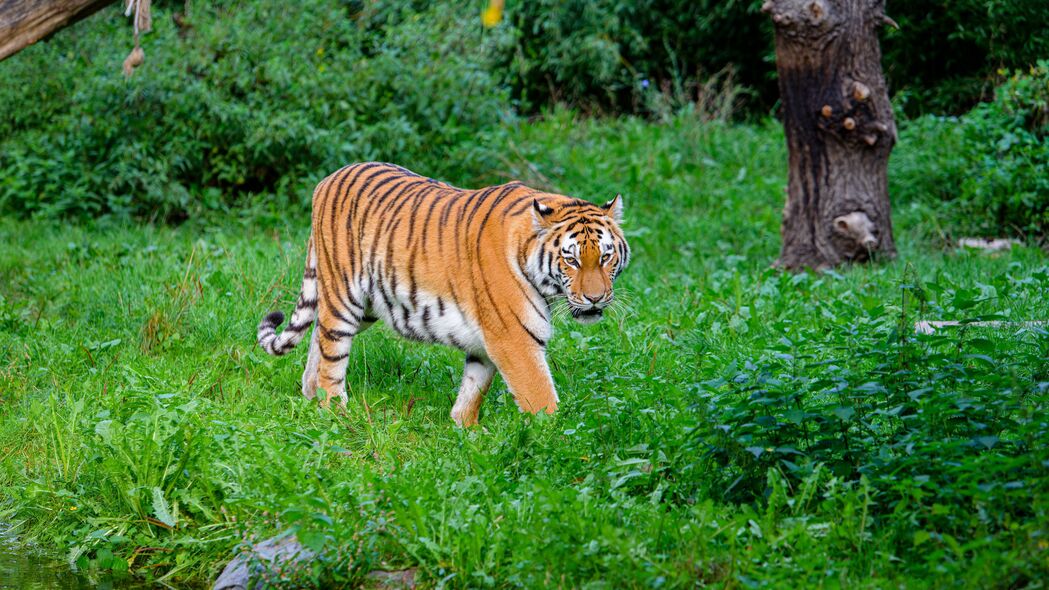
317 386 348 410
450 405 480 428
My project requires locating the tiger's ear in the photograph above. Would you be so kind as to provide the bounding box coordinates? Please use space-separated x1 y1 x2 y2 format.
532 199 555 227
602 194 624 223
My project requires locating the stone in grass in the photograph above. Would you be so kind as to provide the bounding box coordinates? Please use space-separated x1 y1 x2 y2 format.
213 535 314 590
213 534 417 589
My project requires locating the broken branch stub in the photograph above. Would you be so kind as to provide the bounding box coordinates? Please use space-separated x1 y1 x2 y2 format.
122 45 142 77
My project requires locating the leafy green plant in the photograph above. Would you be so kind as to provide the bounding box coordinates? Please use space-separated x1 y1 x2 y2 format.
885 0 1049 116
0 0 512 221
893 62 1049 238
497 0 772 116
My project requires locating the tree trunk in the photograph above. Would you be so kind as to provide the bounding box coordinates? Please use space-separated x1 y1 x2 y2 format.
763 0 897 270
0 0 115 61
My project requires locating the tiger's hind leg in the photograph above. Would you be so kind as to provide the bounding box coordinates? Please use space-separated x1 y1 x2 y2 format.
450 355 496 427
313 299 365 408
301 328 321 400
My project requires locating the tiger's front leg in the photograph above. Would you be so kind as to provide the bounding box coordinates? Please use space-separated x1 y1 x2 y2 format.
483 329 559 416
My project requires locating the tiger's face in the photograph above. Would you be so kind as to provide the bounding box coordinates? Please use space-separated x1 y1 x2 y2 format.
532 195 630 324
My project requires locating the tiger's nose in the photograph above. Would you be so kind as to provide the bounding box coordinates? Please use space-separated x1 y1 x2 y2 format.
584 293 603 304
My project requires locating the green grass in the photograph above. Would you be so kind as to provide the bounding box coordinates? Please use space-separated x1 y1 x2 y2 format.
1 113 1048 588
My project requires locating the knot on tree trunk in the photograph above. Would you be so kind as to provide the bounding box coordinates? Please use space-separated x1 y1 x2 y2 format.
816 78 895 150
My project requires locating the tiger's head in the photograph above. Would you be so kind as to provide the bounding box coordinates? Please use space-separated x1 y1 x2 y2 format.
530 195 630 324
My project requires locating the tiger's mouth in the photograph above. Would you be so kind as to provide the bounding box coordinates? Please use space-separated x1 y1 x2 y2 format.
571 307 604 324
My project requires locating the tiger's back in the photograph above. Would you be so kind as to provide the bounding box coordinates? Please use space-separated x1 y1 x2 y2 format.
312 162 545 349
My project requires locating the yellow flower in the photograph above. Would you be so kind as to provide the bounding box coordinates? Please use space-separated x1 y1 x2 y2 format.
481 0 504 28
69 506 78 511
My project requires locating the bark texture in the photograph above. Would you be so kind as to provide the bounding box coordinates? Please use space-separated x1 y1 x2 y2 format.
764 0 897 270
0 0 115 61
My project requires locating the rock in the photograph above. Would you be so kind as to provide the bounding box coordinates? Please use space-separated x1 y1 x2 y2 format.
213 534 417 589
213 535 314 590
367 567 417 588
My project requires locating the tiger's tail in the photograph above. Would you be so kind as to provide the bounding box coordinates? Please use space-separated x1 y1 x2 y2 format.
257 236 318 356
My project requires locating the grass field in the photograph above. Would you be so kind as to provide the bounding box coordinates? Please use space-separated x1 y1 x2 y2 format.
1 113 1048 587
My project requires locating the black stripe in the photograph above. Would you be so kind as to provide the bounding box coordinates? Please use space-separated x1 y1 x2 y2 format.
321 326 356 341
320 350 349 362
316 173 359 319
356 176 421 246
473 184 523 251
419 187 452 253
515 315 547 347
476 271 509 329
287 320 313 332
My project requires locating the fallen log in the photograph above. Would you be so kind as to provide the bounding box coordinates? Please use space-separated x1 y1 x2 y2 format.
915 320 1048 335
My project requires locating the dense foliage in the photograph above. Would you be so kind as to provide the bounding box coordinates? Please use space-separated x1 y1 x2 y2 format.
885 0 1049 116
498 0 772 116
2 115 1047 587
1 0 1046 226
892 62 1049 238
0 0 511 221
501 0 1049 116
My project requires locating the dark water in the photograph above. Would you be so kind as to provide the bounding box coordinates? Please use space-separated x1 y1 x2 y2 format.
0 529 143 589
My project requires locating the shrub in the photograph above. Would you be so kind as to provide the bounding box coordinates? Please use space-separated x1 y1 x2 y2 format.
893 62 1049 238
680 267 1049 550
498 0 773 116
885 0 1049 117
0 0 512 221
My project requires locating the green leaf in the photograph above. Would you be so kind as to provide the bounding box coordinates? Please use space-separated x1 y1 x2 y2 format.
151 487 176 527
297 530 327 553
968 338 995 353
975 435 999 449
832 406 855 421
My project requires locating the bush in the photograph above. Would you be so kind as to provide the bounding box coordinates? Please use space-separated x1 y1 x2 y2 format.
0 0 512 221
499 0 773 116
893 62 1049 238
885 0 1049 117
680 267 1049 555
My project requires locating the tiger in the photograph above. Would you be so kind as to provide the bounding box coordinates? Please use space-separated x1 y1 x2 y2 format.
256 162 630 427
